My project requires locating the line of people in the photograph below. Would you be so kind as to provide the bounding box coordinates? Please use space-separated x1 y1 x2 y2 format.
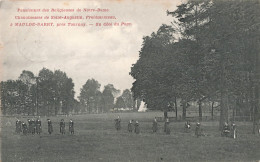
127 120 140 134
59 119 74 135
115 116 171 134
115 116 237 138
16 119 42 135
15 119 74 135
115 116 140 134
183 120 237 138
16 116 237 138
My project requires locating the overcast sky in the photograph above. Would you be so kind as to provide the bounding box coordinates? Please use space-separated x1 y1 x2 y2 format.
0 0 181 97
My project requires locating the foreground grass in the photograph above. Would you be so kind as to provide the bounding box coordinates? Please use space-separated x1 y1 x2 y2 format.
1 112 260 162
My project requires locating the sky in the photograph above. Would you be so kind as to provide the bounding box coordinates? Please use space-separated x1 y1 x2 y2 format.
0 0 182 97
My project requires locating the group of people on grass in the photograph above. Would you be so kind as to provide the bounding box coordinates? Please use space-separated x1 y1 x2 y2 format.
115 115 140 134
16 115 237 138
114 116 171 135
115 116 237 138
15 118 74 135
184 120 237 138
16 118 42 135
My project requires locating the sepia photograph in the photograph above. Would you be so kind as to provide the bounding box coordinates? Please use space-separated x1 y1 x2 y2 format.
0 0 260 161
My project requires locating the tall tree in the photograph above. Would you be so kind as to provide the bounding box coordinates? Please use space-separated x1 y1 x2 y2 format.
102 84 119 112
170 0 260 126
18 70 36 115
38 68 56 116
1 68 75 116
53 70 75 115
78 79 101 113
131 0 260 128
130 24 176 118
121 89 134 109
115 96 126 109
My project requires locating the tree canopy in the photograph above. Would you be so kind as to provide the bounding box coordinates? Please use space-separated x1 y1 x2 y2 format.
130 0 260 130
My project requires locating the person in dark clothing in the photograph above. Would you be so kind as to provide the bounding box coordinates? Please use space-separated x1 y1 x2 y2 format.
28 119 32 133
16 119 22 134
152 117 158 133
165 118 170 135
128 120 133 132
22 122 28 135
134 121 140 134
115 115 121 131
60 119 65 135
69 119 74 135
36 119 42 135
31 119 36 135
47 119 53 135
195 122 202 137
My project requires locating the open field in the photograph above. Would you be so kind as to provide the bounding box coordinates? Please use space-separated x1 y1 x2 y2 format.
1 112 260 162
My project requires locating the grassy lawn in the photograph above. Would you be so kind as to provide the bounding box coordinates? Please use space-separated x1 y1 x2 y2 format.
1 112 260 162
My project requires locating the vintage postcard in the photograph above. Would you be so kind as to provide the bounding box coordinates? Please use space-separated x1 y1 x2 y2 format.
0 0 260 161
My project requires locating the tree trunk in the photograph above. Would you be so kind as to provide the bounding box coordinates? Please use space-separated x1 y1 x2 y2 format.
219 52 228 130
235 98 240 120
47 104 50 116
211 101 214 120
36 79 38 116
253 86 259 134
219 90 228 130
253 45 260 133
220 94 228 130
198 101 202 122
88 99 91 114
27 107 30 116
249 84 254 121
232 102 235 122
175 96 178 120
164 111 168 119
182 102 186 120
55 99 59 116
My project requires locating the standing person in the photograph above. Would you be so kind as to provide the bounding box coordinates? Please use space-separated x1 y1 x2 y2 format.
152 117 158 133
28 119 32 134
165 118 170 135
115 115 121 131
128 120 133 132
16 119 22 134
36 118 42 135
31 119 36 135
69 119 74 135
231 123 237 139
47 119 53 135
134 121 140 134
195 122 202 137
22 121 28 135
60 119 65 135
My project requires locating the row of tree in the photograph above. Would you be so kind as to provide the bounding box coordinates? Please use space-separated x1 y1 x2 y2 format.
1 69 75 116
78 79 138 113
130 0 260 131
1 68 137 116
